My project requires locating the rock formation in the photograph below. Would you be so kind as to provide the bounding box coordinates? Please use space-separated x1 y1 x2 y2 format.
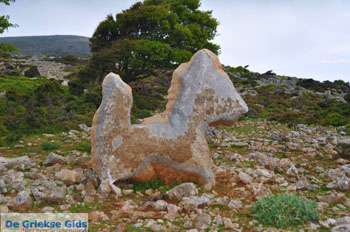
91 49 248 189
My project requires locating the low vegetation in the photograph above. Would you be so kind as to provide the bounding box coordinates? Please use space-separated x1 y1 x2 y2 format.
250 194 319 229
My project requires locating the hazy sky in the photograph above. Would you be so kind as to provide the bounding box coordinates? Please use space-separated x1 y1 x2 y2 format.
1 0 349 82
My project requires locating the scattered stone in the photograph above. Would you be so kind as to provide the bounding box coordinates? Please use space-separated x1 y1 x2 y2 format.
0 178 7 194
327 165 350 190
41 206 55 212
4 170 24 191
146 219 166 232
55 169 77 185
238 171 253 184
181 195 210 211
317 192 346 204
0 204 9 213
152 200 168 211
228 200 243 209
122 189 133 195
15 190 32 211
223 217 236 230
0 156 32 170
327 218 337 226
43 153 66 166
110 183 122 197
89 211 109 222
287 165 298 177
79 124 91 132
44 186 66 204
335 217 350 226
194 213 211 230
166 183 198 201
213 215 223 225
332 224 350 232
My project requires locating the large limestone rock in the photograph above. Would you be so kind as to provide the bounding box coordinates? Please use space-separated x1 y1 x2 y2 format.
91 49 248 189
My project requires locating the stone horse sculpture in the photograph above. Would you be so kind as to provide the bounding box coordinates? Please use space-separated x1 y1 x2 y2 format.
91 49 248 189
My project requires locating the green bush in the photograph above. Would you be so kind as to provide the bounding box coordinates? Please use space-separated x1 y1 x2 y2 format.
41 141 59 150
133 92 158 111
137 110 152 119
325 112 345 126
68 78 84 96
250 194 319 229
73 141 91 153
156 86 168 95
345 93 350 103
24 66 40 78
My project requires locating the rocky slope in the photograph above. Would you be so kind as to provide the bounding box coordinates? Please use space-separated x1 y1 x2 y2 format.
0 119 349 231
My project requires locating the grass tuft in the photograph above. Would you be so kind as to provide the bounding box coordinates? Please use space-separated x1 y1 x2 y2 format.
41 141 59 150
128 178 179 193
250 194 319 229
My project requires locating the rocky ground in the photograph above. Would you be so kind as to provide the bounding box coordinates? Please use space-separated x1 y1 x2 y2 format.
0 119 350 231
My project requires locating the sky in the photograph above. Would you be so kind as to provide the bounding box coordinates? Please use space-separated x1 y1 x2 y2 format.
1 0 349 82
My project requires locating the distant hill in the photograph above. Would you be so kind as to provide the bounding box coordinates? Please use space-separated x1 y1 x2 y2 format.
0 35 91 57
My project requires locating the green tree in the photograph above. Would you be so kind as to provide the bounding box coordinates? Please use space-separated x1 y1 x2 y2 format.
0 0 18 56
77 0 219 87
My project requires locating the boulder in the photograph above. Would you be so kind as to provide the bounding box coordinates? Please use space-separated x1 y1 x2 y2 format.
166 183 198 201
194 213 211 230
44 186 66 204
327 165 350 190
238 171 253 184
55 169 77 185
43 152 66 166
15 190 32 211
91 49 248 188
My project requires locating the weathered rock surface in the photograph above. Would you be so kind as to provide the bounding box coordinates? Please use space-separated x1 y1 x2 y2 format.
91 49 248 188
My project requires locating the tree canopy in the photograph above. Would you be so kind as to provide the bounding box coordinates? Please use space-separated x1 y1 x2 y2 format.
77 0 219 86
0 0 16 34
0 0 18 56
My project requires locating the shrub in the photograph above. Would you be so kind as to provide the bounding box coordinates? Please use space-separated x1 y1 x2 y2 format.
73 141 91 153
41 141 59 150
325 112 345 126
156 86 168 95
68 78 84 96
137 109 152 119
250 194 319 229
24 66 40 78
345 93 350 103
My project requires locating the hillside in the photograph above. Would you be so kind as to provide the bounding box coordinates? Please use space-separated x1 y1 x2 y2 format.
0 35 91 57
